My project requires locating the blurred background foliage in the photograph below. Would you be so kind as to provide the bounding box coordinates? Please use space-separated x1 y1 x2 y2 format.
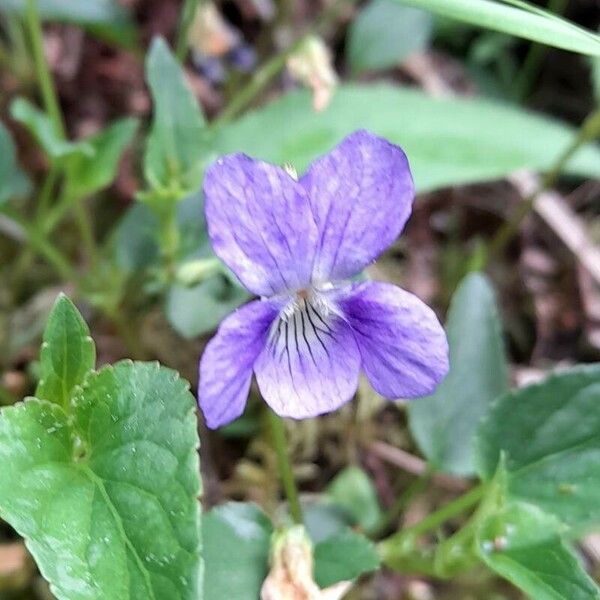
0 0 600 597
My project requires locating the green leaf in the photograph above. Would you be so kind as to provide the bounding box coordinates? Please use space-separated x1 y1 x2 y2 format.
592 55 600 102
314 527 380 588
0 120 31 204
213 85 600 193
326 467 383 533
111 203 160 273
304 501 354 543
477 502 600 600
10 98 93 162
476 365 600 534
166 276 249 338
65 118 138 198
111 192 208 275
393 0 600 57
0 0 137 47
35 294 96 408
0 361 202 600
408 273 508 476
144 38 207 198
203 502 273 600
348 0 432 74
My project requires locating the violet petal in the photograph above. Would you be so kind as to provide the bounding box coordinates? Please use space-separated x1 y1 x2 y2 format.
254 303 361 419
204 154 319 296
301 130 414 283
198 299 279 428
337 281 449 398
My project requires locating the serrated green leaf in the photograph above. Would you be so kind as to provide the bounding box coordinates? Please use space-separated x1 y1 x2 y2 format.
408 273 508 476
36 294 96 408
213 85 600 193
313 527 380 588
10 98 94 162
65 118 138 198
144 38 207 197
0 0 137 47
327 467 383 533
476 365 600 534
203 502 272 600
0 120 31 204
348 1 432 74
0 361 202 600
394 0 600 57
477 502 600 600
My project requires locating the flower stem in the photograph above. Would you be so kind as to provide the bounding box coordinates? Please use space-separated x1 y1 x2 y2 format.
267 409 303 524
175 0 200 62
25 0 65 138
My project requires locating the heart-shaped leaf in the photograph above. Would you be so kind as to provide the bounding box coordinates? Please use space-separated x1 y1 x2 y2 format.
477 502 600 599
476 365 600 534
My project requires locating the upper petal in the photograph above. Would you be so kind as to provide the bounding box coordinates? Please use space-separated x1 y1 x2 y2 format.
254 299 361 419
204 154 320 296
337 282 448 399
198 299 279 428
300 130 414 283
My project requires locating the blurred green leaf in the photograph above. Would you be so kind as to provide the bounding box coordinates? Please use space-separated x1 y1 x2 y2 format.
348 0 432 74
112 192 206 274
477 502 600 599
112 203 160 272
0 360 202 600
203 502 272 600
35 294 96 408
476 365 600 534
304 502 354 544
213 85 600 193
327 466 383 533
313 527 380 588
65 118 138 198
0 0 137 47
0 120 30 204
144 38 207 198
409 273 508 476
10 98 93 162
394 0 600 56
166 276 249 338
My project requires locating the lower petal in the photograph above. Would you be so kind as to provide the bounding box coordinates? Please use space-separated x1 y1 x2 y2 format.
254 300 361 419
338 282 449 399
198 299 279 428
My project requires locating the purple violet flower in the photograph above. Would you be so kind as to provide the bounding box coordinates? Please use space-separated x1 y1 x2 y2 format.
198 130 449 428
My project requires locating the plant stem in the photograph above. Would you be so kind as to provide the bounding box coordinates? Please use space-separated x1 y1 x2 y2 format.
372 472 433 537
513 0 568 102
267 409 303 524
3 207 76 281
25 0 65 138
175 0 200 62
211 0 355 127
382 484 485 546
37 164 59 217
486 106 600 263
72 196 98 267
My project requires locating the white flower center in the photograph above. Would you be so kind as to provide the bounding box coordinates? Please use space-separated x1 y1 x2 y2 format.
267 285 340 363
